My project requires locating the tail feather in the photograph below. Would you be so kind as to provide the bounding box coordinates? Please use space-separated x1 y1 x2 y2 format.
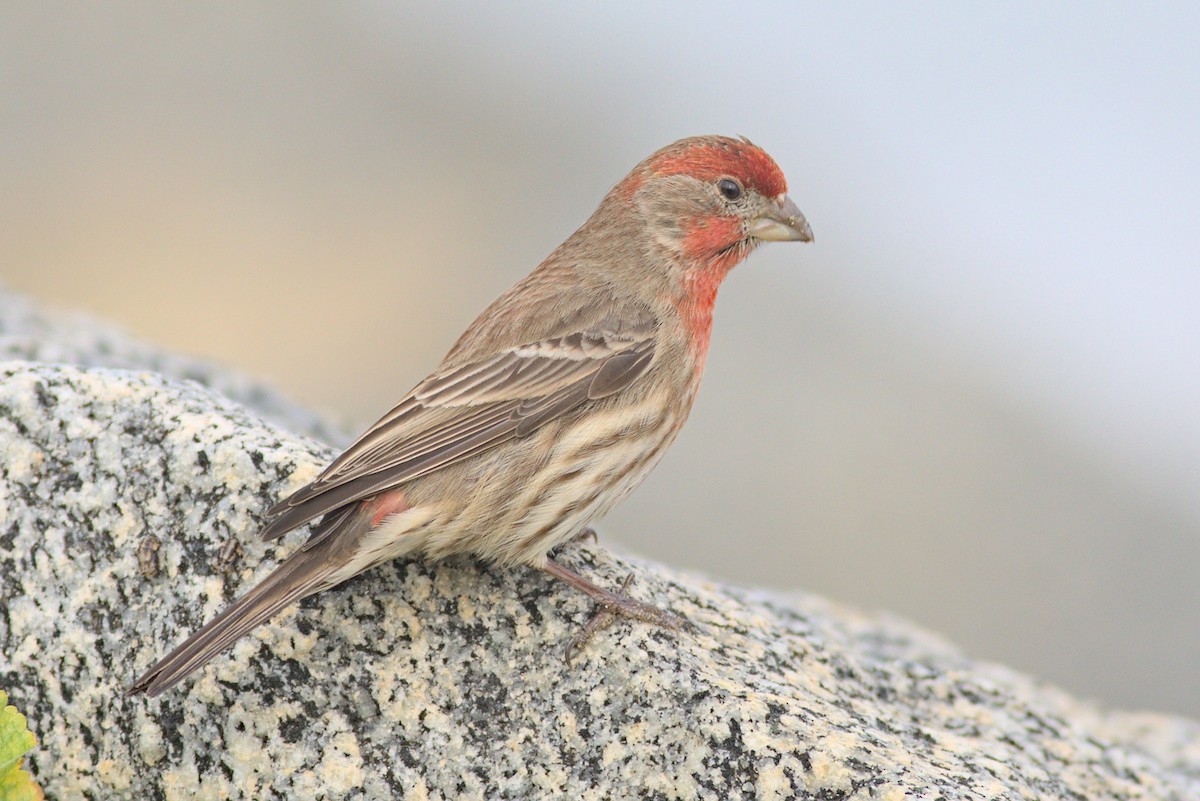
128 545 343 697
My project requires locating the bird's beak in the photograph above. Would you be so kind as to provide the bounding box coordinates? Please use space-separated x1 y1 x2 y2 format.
748 195 813 242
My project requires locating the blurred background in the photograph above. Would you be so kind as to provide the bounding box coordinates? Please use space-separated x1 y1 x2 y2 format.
3 3 1197 716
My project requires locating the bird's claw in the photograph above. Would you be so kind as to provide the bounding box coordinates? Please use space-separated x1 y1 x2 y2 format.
571 527 599 545
563 572 687 663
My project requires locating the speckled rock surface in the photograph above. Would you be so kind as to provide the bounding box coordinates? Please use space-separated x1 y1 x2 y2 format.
2 301 1200 800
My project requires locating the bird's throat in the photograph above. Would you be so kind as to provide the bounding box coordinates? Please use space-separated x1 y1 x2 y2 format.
676 257 733 367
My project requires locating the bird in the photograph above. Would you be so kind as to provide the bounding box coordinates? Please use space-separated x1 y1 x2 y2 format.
129 135 812 696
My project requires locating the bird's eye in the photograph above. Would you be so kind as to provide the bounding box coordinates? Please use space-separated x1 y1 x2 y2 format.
717 178 743 201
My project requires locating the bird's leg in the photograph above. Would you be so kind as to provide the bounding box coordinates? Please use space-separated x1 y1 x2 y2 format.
540 557 687 662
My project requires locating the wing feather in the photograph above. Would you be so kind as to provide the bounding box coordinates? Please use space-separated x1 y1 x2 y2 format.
260 323 656 542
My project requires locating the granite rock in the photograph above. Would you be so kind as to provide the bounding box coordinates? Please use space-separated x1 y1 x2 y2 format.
2 293 1199 800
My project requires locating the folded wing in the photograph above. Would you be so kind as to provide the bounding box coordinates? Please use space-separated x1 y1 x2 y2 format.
259 323 657 543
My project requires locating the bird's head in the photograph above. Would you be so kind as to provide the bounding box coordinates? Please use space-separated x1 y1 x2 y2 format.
619 135 812 277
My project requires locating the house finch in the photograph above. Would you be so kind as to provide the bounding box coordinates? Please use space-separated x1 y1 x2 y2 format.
130 135 812 696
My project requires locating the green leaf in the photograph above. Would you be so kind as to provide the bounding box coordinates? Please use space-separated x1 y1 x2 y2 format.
0 691 42 801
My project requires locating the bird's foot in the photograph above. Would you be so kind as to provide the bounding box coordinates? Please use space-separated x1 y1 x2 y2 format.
540 558 687 662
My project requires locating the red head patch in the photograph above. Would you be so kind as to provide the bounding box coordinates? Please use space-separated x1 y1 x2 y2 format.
647 136 788 198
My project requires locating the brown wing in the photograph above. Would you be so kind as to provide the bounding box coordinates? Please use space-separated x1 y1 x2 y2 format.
259 325 657 542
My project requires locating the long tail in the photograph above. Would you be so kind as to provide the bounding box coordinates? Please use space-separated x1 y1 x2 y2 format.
128 541 348 697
